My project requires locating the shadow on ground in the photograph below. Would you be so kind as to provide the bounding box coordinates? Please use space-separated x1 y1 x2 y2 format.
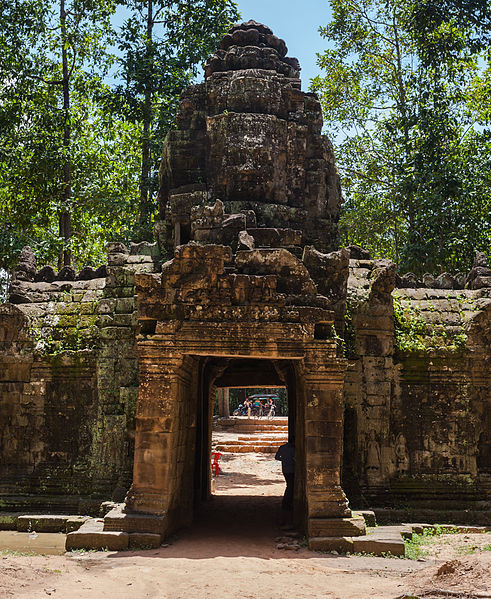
216 471 280 488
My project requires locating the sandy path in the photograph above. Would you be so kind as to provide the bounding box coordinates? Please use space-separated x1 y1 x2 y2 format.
1 452 484 599
2 541 417 599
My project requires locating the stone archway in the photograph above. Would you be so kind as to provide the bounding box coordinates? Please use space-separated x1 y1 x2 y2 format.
100 15 367 547
106 306 365 545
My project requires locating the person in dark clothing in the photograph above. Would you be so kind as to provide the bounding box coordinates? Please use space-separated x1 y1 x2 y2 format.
275 438 295 512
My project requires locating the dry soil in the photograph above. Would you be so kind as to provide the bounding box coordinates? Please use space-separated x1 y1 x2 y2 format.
0 452 489 599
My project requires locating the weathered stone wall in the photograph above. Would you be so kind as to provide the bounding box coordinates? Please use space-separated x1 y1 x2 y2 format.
121 240 354 542
0 243 160 513
1 21 489 528
342 254 491 516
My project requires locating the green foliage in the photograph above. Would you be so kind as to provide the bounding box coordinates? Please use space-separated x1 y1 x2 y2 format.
0 0 239 270
343 301 358 358
28 303 98 355
0 0 133 269
312 0 491 274
404 524 483 560
393 293 428 352
393 292 469 353
106 0 240 238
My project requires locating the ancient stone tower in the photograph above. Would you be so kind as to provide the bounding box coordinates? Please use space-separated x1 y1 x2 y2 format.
157 20 341 256
1 21 489 551
101 21 364 546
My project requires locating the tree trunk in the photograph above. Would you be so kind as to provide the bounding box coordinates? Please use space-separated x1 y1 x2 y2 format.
217 388 230 418
139 0 153 232
223 387 230 418
392 12 415 260
59 0 71 268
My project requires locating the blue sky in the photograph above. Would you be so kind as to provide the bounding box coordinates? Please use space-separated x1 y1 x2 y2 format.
235 0 334 89
112 1 334 90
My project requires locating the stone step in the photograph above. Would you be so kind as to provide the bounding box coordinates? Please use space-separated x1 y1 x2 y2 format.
215 417 289 434
308 524 408 556
237 435 288 441
232 425 289 432
214 444 278 453
308 534 406 556
66 518 129 551
66 518 162 551
16 514 88 533
352 534 406 556
216 439 285 446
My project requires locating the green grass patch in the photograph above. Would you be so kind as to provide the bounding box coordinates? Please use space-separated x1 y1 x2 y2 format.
404 525 460 560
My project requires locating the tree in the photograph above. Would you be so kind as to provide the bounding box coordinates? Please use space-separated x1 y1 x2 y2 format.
312 0 491 274
111 0 240 240
1 0 241 276
0 0 117 268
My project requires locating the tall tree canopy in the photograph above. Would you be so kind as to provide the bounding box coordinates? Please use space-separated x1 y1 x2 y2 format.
312 0 491 274
0 0 239 276
0 0 118 269
107 0 240 241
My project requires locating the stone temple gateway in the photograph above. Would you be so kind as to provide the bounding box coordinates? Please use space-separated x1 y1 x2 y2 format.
0 22 490 550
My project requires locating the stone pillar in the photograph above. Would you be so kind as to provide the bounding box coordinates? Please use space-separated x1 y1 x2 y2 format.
124 348 182 518
303 347 366 542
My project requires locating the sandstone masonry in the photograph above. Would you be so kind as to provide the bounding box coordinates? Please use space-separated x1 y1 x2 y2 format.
0 23 489 547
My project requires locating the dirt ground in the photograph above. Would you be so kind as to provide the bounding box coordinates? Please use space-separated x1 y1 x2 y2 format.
1 453 489 599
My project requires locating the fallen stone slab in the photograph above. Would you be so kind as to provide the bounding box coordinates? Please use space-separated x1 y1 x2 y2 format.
440 524 490 533
66 516 90 533
409 523 434 535
66 530 129 551
407 523 491 535
308 536 354 553
128 532 161 549
352 510 377 527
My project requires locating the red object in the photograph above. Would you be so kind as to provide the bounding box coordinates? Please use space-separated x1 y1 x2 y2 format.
211 452 222 476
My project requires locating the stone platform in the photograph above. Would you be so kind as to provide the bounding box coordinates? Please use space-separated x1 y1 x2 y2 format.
213 416 289 453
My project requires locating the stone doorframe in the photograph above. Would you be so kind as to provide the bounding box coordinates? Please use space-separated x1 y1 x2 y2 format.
113 319 366 544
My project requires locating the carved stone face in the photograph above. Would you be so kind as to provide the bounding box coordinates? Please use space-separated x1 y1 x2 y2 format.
158 21 342 255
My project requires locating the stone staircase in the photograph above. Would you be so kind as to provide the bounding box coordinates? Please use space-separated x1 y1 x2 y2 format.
213 417 289 453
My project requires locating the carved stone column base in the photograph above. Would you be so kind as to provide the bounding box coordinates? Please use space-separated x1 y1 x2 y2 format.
308 515 366 538
103 504 167 537
124 485 168 516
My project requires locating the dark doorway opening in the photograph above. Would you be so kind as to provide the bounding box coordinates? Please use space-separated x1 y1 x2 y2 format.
192 357 304 536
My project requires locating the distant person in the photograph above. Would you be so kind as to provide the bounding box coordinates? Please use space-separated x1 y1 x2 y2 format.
275 437 295 515
244 397 251 418
253 397 262 417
